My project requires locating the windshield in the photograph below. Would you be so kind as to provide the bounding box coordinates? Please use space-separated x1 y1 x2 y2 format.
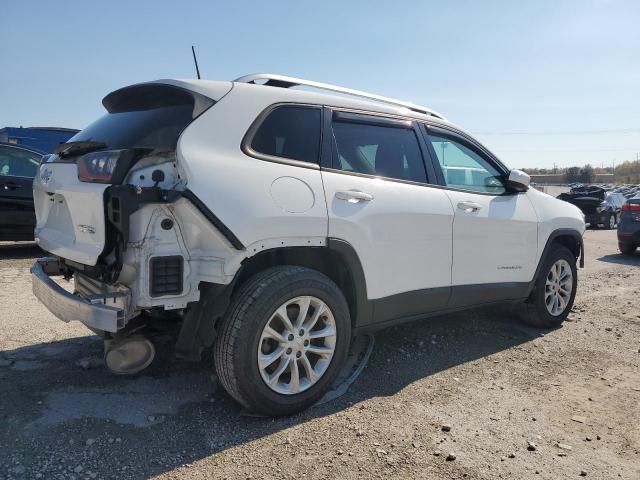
68 84 213 151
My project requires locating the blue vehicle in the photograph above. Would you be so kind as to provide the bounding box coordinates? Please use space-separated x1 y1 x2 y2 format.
618 195 640 255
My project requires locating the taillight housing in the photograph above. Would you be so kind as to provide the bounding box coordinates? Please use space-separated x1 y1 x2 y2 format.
77 150 123 183
621 202 640 212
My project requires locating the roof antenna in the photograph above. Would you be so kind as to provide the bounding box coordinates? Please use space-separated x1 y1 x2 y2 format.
191 45 201 79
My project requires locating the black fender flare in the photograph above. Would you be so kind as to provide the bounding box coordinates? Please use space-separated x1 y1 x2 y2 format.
528 228 584 297
326 238 372 327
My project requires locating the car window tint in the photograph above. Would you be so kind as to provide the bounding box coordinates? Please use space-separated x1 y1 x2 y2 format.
0 146 41 178
332 121 427 183
251 106 321 164
70 85 210 152
429 134 505 194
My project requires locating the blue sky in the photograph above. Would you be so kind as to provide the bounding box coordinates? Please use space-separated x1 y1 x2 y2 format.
2 0 639 169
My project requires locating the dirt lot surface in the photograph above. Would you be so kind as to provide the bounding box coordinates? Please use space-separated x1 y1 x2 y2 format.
1 230 639 480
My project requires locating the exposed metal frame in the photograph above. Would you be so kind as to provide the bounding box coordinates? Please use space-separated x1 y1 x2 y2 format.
234 73 447 121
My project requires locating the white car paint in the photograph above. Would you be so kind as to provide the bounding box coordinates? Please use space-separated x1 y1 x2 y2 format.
33 164 110 266
321 172 454 299
32 74 585 327
444 189 539 285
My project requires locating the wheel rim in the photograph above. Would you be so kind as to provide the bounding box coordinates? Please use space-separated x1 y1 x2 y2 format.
610 215 616 228
257 296 337 395
544 259 573 316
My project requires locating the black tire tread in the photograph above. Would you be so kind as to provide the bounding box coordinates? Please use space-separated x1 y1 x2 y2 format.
214 265 350 415
519 245 577 328
214 266 306 410
619 243 637 255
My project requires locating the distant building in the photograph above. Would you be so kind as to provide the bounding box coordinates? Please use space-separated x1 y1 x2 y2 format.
530 173 615 185
529 174 565 185
0 126 79 153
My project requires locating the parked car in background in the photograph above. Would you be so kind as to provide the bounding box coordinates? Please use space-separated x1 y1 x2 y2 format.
618 196 640 255
558 187 626 229
0 127 79 153
0 142 43 240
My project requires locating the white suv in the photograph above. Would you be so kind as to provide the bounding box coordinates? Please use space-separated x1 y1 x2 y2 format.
31 74 585 415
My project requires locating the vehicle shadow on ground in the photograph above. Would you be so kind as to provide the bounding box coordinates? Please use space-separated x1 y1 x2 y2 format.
597 253 640 266
0 242 41 260
0 307 550 478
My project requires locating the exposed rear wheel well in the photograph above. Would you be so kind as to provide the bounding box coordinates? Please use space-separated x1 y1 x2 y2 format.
234 247 360 325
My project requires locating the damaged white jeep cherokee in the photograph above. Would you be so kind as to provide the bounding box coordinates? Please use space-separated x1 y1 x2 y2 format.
32 74 585 415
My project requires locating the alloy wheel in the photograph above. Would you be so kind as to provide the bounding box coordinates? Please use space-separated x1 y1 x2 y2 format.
257 296 337 395
544 259 573 316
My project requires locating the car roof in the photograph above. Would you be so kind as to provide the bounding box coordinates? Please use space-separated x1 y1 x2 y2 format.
113 76 507 168
0 141 45 156
147 77 462 130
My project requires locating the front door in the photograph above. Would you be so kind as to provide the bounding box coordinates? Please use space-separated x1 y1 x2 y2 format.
320 111 455 325
424 127 538 306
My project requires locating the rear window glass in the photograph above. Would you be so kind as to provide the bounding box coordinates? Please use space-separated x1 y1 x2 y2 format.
250 106 321 164
69 85 210 151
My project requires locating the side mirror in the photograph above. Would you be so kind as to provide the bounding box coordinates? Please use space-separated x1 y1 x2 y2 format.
506 169 530 192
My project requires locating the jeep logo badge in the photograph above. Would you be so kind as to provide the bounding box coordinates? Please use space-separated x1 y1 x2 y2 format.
40 167 53 184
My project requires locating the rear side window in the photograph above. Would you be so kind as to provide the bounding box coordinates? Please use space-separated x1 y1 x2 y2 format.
332 121 427 183
250 106 321 164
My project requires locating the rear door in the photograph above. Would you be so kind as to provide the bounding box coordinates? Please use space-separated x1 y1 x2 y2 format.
422 126 538 306
0 145 41 240
320 110 454 325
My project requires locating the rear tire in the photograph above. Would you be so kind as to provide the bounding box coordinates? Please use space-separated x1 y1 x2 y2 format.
605 213 617 230
619 243 637 255
214 266 351 416
518 245 577 328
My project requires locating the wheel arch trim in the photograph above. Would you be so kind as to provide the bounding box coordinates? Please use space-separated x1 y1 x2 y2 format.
530 228 584 297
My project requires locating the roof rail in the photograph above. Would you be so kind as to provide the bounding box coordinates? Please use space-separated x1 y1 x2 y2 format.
234 73 446 120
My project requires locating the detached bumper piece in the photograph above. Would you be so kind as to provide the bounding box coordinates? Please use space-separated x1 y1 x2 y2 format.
31 258 125 333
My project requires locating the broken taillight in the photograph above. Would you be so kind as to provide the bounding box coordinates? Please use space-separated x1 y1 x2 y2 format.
77 150 124 183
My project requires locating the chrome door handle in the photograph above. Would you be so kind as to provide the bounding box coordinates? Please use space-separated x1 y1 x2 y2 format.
457 200 482 212
335 190 374 203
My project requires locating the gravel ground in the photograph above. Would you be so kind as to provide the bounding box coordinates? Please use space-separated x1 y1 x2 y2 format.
0 230 639 480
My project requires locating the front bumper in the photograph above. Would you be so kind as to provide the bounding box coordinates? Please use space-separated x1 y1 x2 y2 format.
31 258 125 333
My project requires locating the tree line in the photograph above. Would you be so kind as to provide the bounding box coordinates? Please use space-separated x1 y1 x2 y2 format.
522 160 640 184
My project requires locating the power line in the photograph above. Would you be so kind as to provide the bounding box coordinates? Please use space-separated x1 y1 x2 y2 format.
472 128 640 136
497 147 640 153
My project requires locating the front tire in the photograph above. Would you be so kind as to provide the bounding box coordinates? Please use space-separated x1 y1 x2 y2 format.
619 243 637 255
519 246 577 328
214 266 351 416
